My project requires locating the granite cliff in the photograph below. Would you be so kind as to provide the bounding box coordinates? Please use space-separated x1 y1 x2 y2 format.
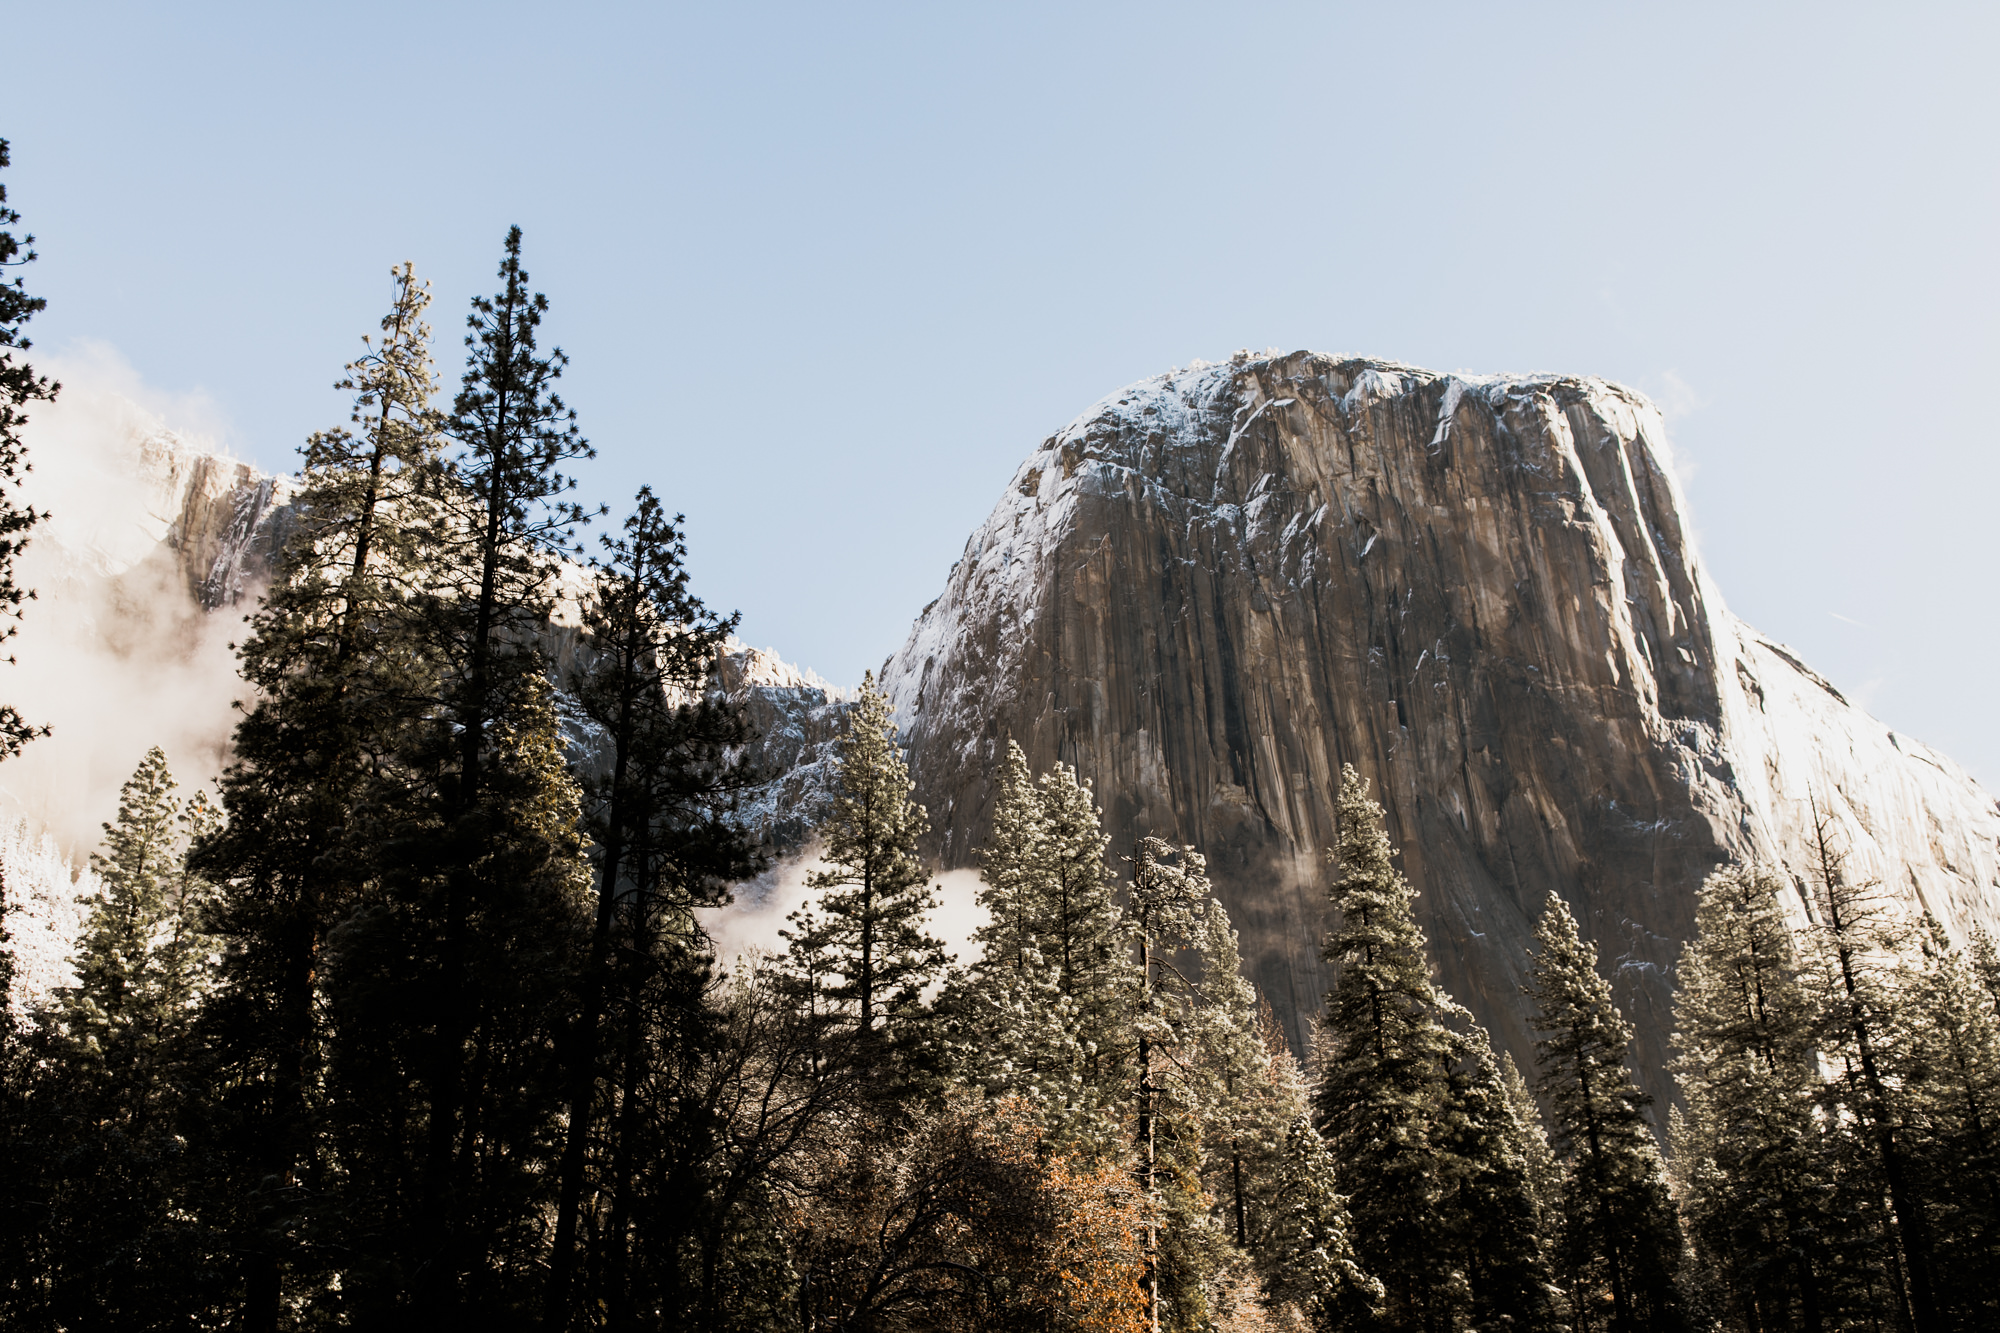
16 361 2000 1115
878 351 2000 1107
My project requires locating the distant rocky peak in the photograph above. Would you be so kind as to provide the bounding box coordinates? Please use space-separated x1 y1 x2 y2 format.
18 351 1998 1120
129 430 295 609
879 348 2000 1109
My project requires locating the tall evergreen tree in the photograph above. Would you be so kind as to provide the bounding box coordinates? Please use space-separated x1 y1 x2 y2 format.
1798 800 1938 1333
1499 1051 1560 1231
295 230 599 1318
780 673 946 1057
192 262 447 1330
64 748 218 1107
974 741 1044 975
1184 898 1394 1326
1669 863 1830 1333
1311 764 1466 1332
543 486 759 1328
1525 891 1683 1332
956 742 1130 1153
24 748 223 1327
1437 1026 1557 1332
1186 899 1289 1254
1898 914 2000 1327
1969 925 2000 1010
1126 836 1221 1333
1260 1116 1382 1330
973 743 1127 1025
0 138 51 757
417 224 595 1258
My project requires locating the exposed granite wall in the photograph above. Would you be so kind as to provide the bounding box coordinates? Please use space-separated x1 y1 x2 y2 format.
125 364 2000 1113
878 352 2000 1110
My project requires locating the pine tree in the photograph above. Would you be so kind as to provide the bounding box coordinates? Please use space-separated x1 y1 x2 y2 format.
1261 1116 1383 1330
1126 836 1222 1333
1311 764 1466 1331
424 221 591 1146
32 747 222 1326
1669 863 1830 1332
1183 898 1395 1326
782 673 946 1058
958 940 1120 1154
0 139 50 758
1499 1051 1560 1228
190 262 447 1329
974 743 1127 1031
974 741 1042 975
543 486 760 1328
414 225 596 1307
1439 1026 1558 1332
957 741 1130 1154
1525 891 1683 1332
1798 799 1938 1332
1186 899 1289 1253
1897 915 2000 1327
303 230 597 1317
1969 925 2000 1009
65 748 217 1103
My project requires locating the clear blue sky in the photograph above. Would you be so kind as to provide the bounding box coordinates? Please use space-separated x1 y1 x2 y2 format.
8 3 1999 783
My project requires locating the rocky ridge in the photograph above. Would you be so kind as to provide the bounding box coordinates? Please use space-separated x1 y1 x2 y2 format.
82 431 298 613
877 351 2000 1107
13 368 1998 1114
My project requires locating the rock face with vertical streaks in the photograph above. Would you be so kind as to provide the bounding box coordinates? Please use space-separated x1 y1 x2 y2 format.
21 360 2000 1112
878 351 2000 1109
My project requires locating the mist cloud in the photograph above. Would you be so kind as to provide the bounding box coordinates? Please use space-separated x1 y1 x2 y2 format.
1 341 252 858
0 352 997 1011
701 853 990 988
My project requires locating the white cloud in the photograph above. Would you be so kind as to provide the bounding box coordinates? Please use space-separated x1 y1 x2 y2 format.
1651 369 1705 422
701 853 990 992
0 342 250 857
1635 369 1704 497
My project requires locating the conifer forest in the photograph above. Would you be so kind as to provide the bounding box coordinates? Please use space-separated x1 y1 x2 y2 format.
4 150 2000 1333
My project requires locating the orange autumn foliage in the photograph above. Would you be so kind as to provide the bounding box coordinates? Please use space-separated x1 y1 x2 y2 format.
1034 1147 1149 1332
792 1094 1148 1332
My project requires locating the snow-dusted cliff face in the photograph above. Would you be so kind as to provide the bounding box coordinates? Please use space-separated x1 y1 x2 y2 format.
28 428 296 614
16 352 1999 1110
880 351 2000 1107
710 644 849 848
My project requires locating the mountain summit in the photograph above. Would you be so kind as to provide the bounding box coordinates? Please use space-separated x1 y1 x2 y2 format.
877 350 2000 1107
14 353 1997 1112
